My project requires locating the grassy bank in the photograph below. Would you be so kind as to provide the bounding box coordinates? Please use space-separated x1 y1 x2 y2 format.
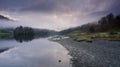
68 32 120 42
0 31 12 39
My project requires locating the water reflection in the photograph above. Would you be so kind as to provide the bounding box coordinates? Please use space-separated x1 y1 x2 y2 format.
13 34 51 43
14 34 34 43
0 38 71 67
13 31 51 43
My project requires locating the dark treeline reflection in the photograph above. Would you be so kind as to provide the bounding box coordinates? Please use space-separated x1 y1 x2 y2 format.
13 26 34 43
13 26 56 43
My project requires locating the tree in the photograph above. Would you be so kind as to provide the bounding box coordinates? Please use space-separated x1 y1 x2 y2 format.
114 15 120 30
13 26 34 42
106 13 114 22
89 26 95 33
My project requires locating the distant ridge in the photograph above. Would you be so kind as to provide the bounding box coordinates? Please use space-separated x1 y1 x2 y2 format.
0 15 13 21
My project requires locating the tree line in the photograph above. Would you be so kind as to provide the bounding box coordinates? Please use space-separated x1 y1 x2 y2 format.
13 26 34 42
13 26 57 42
81 13 120 32
98 13 120 32
60 13 120 34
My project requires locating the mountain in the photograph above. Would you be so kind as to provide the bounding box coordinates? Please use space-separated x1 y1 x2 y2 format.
0 15 12 21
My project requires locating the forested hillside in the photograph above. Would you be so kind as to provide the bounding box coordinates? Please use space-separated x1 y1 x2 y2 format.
60 13 120 35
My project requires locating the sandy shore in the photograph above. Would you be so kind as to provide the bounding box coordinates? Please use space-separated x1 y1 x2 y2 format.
56 38 120 67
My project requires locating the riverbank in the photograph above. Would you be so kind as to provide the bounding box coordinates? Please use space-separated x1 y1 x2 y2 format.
57 38 120 67
68 32 120 42
0 31 12 39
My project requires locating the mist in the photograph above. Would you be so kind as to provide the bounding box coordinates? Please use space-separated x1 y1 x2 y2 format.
0 11 101 31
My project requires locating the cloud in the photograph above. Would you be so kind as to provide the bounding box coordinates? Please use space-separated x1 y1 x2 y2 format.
0 0 119 14
0 0 120 30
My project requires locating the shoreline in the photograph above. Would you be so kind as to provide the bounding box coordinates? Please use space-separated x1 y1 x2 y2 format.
68 32 120 42
56 38 120 67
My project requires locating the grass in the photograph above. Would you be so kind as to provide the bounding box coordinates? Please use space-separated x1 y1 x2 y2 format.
68 32 120 42
0 31 12 39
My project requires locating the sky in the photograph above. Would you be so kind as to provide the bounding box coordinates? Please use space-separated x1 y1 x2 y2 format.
0 0 120 31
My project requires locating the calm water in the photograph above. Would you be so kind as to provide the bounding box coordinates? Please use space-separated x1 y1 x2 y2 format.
0 38 120 67
0 38 71 67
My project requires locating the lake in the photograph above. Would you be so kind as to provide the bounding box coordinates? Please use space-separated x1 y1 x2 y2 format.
0 38 72 67
0 37 120 67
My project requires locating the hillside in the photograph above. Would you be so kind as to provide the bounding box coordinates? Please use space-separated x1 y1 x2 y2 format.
0 15 11 21
59 13 120 35
59 13 120 41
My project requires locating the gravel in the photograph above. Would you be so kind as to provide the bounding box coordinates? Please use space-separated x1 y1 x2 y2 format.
57 38 120 67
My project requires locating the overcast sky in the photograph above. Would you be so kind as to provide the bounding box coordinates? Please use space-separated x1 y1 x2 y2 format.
0 0 120 31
